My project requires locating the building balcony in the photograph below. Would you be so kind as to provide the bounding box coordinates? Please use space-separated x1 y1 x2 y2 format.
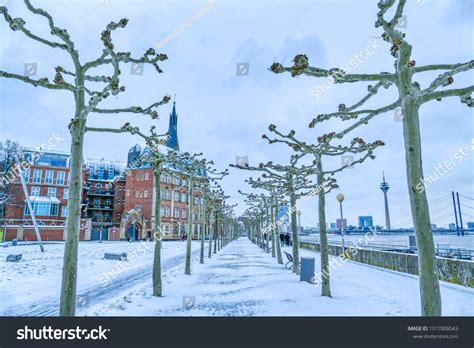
87 189 114 196
88 205 113 210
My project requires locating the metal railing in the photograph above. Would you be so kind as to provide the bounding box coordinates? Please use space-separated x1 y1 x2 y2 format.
300 238 473 260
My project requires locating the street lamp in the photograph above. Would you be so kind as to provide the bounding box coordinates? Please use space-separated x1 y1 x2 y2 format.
336 193 346 255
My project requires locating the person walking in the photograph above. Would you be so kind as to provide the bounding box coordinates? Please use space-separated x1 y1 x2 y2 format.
279 232 285 247
285 233 290 247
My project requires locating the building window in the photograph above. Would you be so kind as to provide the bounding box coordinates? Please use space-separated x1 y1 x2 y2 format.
95 183 102 189
181 193 186 203
126 190 130 196
47 187 57 197
182 179 187 186
94 197 100 207
145 173 149 180
31 186 40 196
104 199 111 207
144 191 148 198
61 206 68 217
160 204 164 216
135 205 142 211
165 190 171 200
135 191 140 198
56 171 65 185
165 206 171 217
181 208 187 219
44 170 54 184
63 188 69 200
167 175 171 184
174 207 179 218
32 169 42 183
174 191 180 201
23 169 30 182
24 202 59 216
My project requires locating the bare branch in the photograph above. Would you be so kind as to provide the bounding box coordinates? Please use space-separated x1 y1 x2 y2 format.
420 60 474 95
413 61 474 74
92 95 171 119
421 85 474 106
0 70 76 92
0 6 68 50
270 55 395 83
23 0 75 51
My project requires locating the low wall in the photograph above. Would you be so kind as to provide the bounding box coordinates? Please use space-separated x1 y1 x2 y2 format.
300 241 474 288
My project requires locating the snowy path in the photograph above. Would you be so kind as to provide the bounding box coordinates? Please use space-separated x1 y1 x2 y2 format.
0 241 199 316
81 237 474 316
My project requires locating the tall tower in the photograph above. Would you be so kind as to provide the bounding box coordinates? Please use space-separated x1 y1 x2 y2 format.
380 172 391 230
166 98 180 150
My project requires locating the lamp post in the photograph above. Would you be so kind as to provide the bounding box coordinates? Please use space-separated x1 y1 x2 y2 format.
336 193 345 255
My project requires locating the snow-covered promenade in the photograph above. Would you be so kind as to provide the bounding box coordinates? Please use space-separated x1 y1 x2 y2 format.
79 238 474 316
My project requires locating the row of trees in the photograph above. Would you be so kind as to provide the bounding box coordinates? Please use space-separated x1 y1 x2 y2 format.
234 0 473 316
0 1 239 316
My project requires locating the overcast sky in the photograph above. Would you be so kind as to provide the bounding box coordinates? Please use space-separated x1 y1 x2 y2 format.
1 0 473 228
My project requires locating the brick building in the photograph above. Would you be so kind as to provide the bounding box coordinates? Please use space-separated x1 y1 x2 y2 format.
0 148 88 241
83 159 126 241
122 101 207 240
0 100 211 242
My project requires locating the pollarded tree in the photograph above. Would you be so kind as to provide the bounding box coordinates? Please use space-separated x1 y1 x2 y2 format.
232 159 317 274
243 183 289 265
122 127 188 296
270 0 473 315
206 188 227 258
239 191 272 253
195 178 227 264
0 2 170 316
174 153 228 275
263 126 384 297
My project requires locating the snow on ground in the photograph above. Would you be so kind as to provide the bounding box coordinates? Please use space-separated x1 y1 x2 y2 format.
0 240 199 316
80 238 474 316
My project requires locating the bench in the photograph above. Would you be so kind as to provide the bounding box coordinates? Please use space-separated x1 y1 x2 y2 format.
283 251 293 270
6 254 22 262
104 252 127 261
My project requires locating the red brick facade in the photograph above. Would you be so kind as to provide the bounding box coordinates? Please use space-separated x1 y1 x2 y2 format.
124 168 203 239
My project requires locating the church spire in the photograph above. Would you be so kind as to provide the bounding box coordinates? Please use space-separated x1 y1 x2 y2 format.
166 96 180 150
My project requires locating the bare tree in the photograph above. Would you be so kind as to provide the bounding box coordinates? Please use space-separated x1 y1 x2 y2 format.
0 140 22 207
263 126 384 296
270 0 473 315
0 2 170 316
173 154 228 275
232 159 316 274
195 175 227 264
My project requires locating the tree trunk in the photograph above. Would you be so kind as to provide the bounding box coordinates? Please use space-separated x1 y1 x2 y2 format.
213 211 218 254
59 101 85 316
200 204 205 264
402 99 441 316
274 199 283 265
316 158 331 297
208 211 213 259
185 177 194 275
265 207 270 253
289 191 300 274
152 171 162 296
271 206 276 258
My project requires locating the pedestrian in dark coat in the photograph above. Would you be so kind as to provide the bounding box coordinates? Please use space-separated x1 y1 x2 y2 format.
279 232 285 246
285 233 290 247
